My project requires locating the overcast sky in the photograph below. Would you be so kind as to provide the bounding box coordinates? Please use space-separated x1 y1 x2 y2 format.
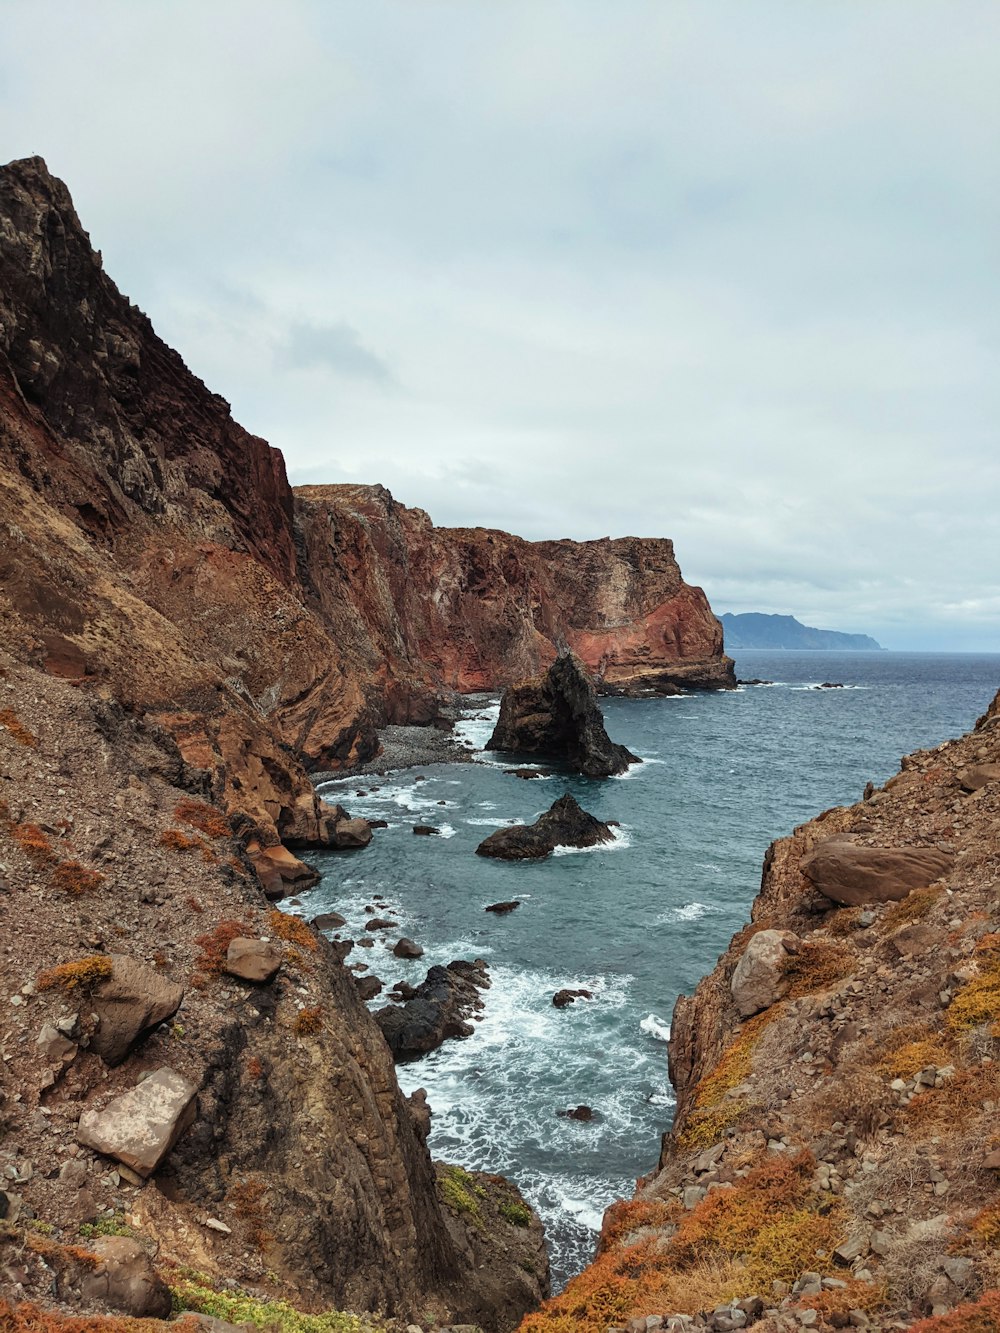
3 2 998 649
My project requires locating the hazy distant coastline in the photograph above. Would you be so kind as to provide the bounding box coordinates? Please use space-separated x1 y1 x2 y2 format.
720 611 884 651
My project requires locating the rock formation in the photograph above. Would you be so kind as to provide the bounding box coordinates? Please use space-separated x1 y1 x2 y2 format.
376 960 491 1058
476 793 616 859
486 653 640 776
522 691 1000 1333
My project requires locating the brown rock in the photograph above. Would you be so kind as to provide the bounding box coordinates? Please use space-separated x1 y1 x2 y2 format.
959 763 1000 792
477 794 614 861
311 911 347 930
77 1067 198 1177
355 975 384 1001
557 1105 594 1121
485 900 521 914
90 955 184 1067
730 929 798 1018
366 917 398 931
80 1235 172 1318
801 840 954 906
224 938 282 983
393 938 425 959
333 816 373 849
413 825 440 836
553 988 593 1008
252 844 320 898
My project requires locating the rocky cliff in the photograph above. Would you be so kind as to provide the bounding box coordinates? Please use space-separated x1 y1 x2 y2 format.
521 692 1000 1333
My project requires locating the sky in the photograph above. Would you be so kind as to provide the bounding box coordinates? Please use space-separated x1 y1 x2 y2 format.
2 1 998 650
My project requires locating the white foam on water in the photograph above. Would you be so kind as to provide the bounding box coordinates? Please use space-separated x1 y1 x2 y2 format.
436 823 457 838
552 826 632 855
464 816 525 827
453 701 501 752
656 901 717 923
640 1013 671 1042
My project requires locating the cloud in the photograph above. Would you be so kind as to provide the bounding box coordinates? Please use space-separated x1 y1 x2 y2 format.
2 0 999 649
278 321 394 384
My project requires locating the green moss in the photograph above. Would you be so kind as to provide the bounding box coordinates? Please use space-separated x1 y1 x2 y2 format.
79 1211 133 1239
500 1198 533 1227
171 1280 383 1332
438 1164 487 1221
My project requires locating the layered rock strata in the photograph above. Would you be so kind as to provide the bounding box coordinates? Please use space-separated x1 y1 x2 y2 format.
486 652 640 777
522 690 1000 1333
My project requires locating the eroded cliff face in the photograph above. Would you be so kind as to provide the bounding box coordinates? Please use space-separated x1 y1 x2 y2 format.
522 692 1000 1333
296 483 734 714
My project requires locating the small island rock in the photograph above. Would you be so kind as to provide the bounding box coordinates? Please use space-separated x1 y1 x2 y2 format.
476 794 614 861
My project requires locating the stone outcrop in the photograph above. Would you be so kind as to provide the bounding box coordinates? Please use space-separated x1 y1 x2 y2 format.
223 938 282 983
77 1067 198 1177
800 839 954 906
476 793 615 860
729 928 798 1018
486 652 640 776
89 955 185 1066
376 960 490 1059
79 1235 173 1318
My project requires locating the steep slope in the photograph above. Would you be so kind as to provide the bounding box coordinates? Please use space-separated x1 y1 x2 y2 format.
521 689 1000 1333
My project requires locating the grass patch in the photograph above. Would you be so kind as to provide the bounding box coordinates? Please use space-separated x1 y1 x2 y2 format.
79 1211 133 1240
947 954 1000 1034
160 827 201 852
882 885 946 932
172 1279 381 1332
438 1164 487 1221
878 1024 953 1080
910 1289 1000 1333
499 1198 533 1227
692 1010 777 1111
781 938 854 997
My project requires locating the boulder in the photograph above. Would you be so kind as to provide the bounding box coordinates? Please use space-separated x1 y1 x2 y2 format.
311 911 347 930
36 1022 77 1066
333 817 372 849
250 844 319 899
374 960 490 1060
730 929 799 1018
553 988 593 1008
224 938 282 983
959 763 1000 792
393 937 425 959
413 825 440 836
476 794 614 861
485 900 521 914
90 955 184 1066
77 1067 198 1177
801 840 954 906
486 652 639 777
80 1235 172 1318
366 917 398 931
355 974 384 1001
557 1105 594 1121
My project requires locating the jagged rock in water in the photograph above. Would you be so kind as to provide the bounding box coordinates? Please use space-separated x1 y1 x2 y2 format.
374 960 490 1059
476 793 615 861
486 652 640 777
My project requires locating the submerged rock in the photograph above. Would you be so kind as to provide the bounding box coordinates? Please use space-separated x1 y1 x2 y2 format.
485 900 521 914
476 793 615 861
552 988 594 1009
486 652 640 777
374 960 490 1060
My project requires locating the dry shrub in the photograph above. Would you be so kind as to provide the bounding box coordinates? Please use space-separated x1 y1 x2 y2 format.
37 955 113 993
947 955 1000 1035
268 909 318 952
229 1177 272 1250
0 708 38 747
675 1103 759 1153
0 1299 193 1332
50 861 103 897
826 907 864 938
160 828 200 852
520 1152 846 1333
781 938 854 997
246 1055 265 1080
295 1006 323 1036
174 797 231 840
12 822 56 867
692 1010 777 1110
878 1024 954 1080
910 1290 1000 1333
194 920 249 975
600 1198 680 1253
813 1065 892 1142
906 1063 1000 1129
883 885 946 932
24 1231 99 1268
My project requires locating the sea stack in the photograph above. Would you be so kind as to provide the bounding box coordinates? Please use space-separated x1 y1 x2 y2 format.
486 652 640 777
476 793 615 860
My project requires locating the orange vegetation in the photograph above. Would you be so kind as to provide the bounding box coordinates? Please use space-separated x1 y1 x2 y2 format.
878 1024 953 1080
781 937 854 997
173 797 231 839
159 828 200 852
193 920 249 975
520 1152 845 1333
882 885 945 932
229 1177 272 1249
268 909 318 952
294 1006 323 1036
910 1289 1000 1333
12 822 57 867
50 861 104 896
37 955 113 992
0 708 38 747
0 1300 189 1332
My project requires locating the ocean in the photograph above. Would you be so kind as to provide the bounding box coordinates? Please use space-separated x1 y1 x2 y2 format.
292 651 1000 1289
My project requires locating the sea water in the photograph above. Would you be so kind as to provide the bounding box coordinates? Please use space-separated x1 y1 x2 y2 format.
295 651 1000 1288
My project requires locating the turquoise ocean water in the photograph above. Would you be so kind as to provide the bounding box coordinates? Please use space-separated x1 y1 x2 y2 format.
291 651 1000 1288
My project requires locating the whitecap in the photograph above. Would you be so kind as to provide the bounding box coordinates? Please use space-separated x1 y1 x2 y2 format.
552 826 631 855
656 901 716 923
640 1013 671 1042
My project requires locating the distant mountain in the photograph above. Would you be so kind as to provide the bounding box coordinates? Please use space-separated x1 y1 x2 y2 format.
719 612 884 651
